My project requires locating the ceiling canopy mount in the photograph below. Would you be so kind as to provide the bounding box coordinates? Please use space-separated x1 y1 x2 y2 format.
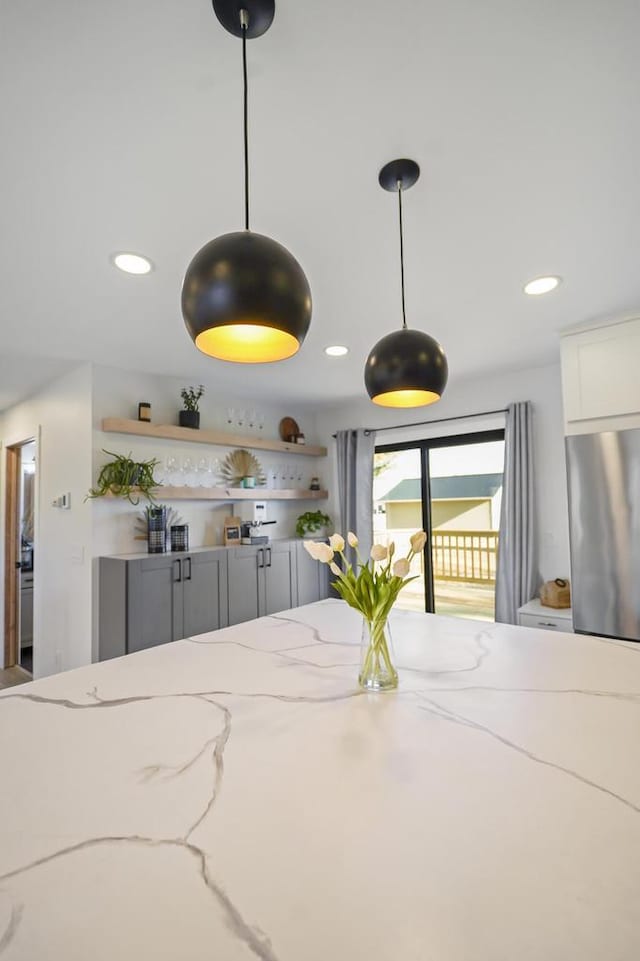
212 0 275 39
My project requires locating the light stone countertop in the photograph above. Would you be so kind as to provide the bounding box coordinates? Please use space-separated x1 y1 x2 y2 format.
0 600 638 960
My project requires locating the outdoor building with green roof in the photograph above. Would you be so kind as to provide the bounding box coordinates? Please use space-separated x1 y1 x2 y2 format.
378 473 503 532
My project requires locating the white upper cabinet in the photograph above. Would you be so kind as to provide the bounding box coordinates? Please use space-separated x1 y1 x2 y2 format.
560 315 640 433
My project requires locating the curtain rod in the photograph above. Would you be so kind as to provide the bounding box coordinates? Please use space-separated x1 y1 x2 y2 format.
332 408 508 438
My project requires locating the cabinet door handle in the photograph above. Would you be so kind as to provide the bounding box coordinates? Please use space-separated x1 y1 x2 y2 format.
266 547 272 568
257 548 264 569
537 620 557 627
173 559 182 583
184 557 192 581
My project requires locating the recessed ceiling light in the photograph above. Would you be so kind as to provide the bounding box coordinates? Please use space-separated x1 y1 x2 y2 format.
325 345 349 357
524 275 561 296
111 252 154 275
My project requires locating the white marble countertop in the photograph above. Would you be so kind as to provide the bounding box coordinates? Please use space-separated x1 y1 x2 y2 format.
1 600 638 960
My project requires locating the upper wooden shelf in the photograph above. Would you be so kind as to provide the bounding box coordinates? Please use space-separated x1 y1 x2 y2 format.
101 418 328 457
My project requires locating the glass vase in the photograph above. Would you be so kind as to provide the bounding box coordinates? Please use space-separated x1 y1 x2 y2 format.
359 617 398 691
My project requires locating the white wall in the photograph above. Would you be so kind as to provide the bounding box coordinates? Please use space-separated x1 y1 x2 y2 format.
91 365 324 557
315 362 570 584
0 364 93 676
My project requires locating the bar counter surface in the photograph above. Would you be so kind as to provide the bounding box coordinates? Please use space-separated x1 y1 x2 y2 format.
0 600 638 960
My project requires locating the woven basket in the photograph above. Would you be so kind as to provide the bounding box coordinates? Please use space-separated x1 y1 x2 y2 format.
540 578 571 609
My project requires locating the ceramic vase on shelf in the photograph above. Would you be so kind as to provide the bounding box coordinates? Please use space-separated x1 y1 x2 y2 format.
359 617 398 691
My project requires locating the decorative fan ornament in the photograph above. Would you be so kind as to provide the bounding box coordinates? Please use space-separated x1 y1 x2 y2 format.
221 449 266 486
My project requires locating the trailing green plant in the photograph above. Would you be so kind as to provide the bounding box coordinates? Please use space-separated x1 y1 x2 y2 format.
180 384 205 411
86 451 161 505
296 509 331 538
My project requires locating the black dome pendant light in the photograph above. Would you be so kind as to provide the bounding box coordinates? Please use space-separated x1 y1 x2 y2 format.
181 0 312 364
364 159 448 407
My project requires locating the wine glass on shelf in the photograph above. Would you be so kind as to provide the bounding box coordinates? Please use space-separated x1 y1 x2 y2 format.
226 407 235 428
268 465 278 490
183 456 196 487
248 409 257 432
296 465 304 489
288 462 296 487
197 457 210 486
211 458 221 487
280 463 288 490
237 409 246 431
166 455 180 486
257 411 265 432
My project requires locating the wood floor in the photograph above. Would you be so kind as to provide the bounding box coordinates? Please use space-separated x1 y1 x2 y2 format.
0 665 31 689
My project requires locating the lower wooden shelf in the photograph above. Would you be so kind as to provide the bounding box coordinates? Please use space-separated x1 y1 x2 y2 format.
105 487 328 501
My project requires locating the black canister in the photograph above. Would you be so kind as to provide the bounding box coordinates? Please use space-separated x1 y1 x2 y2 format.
147 506 167 554
170 524 189 552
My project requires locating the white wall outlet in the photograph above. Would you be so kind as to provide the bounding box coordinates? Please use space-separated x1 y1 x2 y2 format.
52 493 71 509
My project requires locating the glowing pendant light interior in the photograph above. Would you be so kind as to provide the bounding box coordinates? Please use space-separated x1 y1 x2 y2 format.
364 159 448 407
181 0 312 363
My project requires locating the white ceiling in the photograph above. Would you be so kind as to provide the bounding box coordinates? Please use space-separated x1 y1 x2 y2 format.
1 0 639 410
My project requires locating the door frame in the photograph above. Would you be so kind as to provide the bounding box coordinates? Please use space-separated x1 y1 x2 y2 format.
4 444 22 666
4 437 37 669
376 428 505 612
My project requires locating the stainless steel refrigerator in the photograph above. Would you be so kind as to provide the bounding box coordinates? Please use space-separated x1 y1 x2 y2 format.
566 428 640 641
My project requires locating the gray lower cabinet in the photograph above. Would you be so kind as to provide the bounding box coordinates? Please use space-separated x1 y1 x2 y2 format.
295 540 330 607
99 539 330 659
228 542 299 626
99 550 229 661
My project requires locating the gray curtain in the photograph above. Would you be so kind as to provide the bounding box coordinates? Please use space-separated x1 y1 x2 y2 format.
495 401 538 623
335 429 376 566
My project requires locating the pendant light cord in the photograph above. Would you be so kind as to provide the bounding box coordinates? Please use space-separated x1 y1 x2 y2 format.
240 9 250 230
397 181 407 329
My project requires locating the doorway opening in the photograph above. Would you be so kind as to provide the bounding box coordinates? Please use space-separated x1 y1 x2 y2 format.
373 430 505 621
4 438 36 677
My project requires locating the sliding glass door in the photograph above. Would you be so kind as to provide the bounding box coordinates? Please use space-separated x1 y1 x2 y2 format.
373 430 505 621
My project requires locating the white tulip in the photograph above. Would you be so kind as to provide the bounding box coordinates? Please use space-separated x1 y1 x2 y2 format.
370 544 388 562
347 531 358 548
410 531 427 553
393 558 410 577
303 540 322 561
329 561 342 577
329 533 345 552
316 543 335 564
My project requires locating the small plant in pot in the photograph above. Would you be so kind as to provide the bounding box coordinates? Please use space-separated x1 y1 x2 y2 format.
179 385 204 429
296 510 331 539
86 451 161 505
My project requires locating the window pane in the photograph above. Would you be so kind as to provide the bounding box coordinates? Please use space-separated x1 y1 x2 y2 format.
373 449 426 612
429 440 504 621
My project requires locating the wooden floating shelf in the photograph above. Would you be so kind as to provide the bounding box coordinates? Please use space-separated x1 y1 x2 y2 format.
101 418 328 457
159 487 328 501
105 487 328 502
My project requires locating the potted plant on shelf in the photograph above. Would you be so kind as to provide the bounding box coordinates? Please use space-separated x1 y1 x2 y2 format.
86 451 161 505
295 510 331 539
179 384 204 429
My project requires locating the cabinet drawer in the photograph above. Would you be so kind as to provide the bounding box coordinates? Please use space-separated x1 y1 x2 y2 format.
518 612 572 632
